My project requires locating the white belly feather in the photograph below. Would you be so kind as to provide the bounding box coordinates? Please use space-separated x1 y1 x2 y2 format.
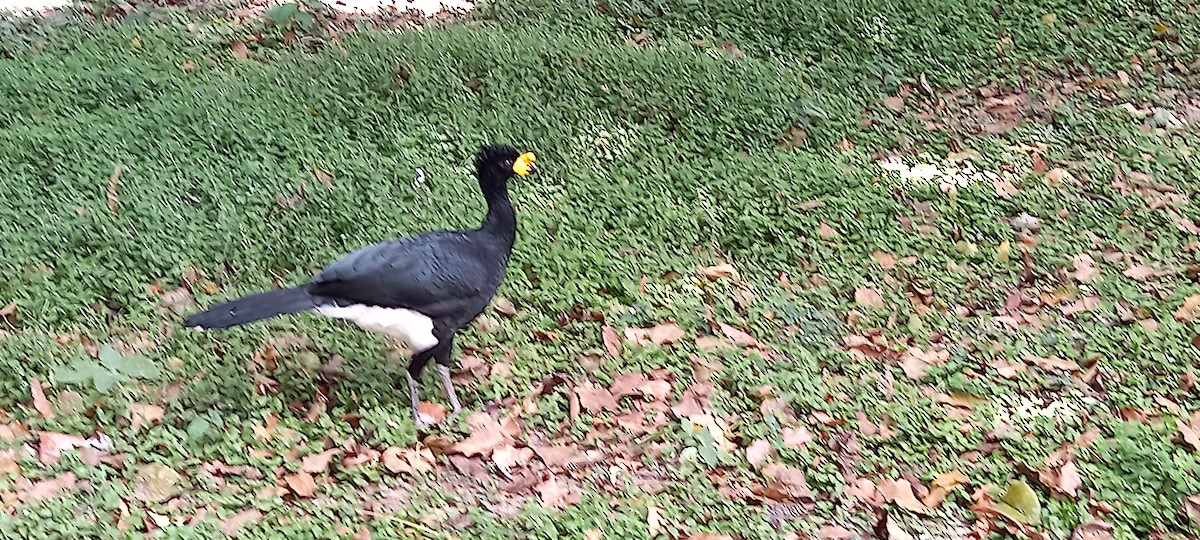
314 304 439 353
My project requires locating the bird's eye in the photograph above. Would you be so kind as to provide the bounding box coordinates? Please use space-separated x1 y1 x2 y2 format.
504 160 513 168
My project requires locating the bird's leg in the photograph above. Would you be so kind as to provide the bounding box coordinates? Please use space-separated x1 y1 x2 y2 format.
436 364 463 423
405 349 436 430
434 336 462 424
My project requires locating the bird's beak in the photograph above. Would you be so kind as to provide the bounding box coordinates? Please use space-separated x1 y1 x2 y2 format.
513 152 537 177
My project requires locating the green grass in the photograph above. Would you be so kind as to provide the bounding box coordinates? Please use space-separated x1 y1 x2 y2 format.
0 0 1198 538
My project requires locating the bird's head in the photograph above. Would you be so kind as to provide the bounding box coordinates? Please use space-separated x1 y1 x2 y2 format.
475 144 537 186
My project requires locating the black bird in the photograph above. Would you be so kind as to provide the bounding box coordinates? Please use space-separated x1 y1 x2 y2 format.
184 144 537 428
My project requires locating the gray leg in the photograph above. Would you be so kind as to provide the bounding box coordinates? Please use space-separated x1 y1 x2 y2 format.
405 370 428 429
437 364 463 423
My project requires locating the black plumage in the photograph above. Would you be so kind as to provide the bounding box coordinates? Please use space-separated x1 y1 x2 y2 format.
184 143 537 428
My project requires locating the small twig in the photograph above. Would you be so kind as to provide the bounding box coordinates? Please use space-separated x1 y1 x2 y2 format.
106 163 123 215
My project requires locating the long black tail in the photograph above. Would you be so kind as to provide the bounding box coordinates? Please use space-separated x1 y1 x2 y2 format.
184 286 319 330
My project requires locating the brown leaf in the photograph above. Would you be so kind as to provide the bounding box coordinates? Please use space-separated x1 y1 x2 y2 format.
1185 495 1200 524
1178 218 1200 236
641 379 672 402
492 444 535 472
0 300 17 321
231 41 249 60
416 401 447 426
649 323 685 345
1175 295 1200 322
220 509 263 536
762 464 812 501
1123 264 1161 280
1177 413 1200 451
883 96 905 112
1060 296 1101 315
1057 460 1082 497
899 347 947 380
816 525 855 539
129 403 164 432
1071 254 1101 283
0 449 19 477
21 472 76 502
602 326 621 358
932 469 969 490
576 386 619 413
873 251 899 270
1071 520 1114 540
536 475 580 510
695 336 735 351
855 287 885 309
301 449 340 474
450 412 511 457
284 471 316 498
993 177 1019 198
745 439 774 469
1024 354 1080 372
493 297 517 317
717 322 757 347
180 60 195 73
38 432 88 464
699 264 739 280
818 221 838 240
609 372 649 399
879 478 928 513
846 477 880 506
159 287 195 314
29 378 53 419
782 426 813 448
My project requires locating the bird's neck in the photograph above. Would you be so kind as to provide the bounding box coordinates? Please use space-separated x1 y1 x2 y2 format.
479 184 516 248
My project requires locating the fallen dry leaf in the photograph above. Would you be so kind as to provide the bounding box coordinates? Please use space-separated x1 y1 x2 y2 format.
231 41 249 60
38 432 89 464
536 475 580 510
493 297 517 317
647 503 664 537
745 439 774 469
29 378 53 419
699 263 739 280
1123 264 1162 280
1071 519 1114 540
818 221 838 240
855 287 885 309
492 444 535 473
450 412 511 457
1178 413 1200 451
1175 295 1200 322
602 326 621 358
417 401 448 426
846 477 880 506
899 347 948 380
301 449 340 474
879 478 928 514
816 525 855 539
1057 460 1082 497
762 464 812 501
716 322 757 347
883 95 905 112
1071 254 1101 283
993 177 1019 198
129 403 164 432
1178 218 1200 236
782 427 813 448
284 471 317 498
576 386 619 413
20 472 77 502
220 509 263 536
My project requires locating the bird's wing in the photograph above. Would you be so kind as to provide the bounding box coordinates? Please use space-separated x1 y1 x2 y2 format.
308 232 490 318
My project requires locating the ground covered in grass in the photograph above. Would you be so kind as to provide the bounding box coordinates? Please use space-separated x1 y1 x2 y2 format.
0 0 1199 538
